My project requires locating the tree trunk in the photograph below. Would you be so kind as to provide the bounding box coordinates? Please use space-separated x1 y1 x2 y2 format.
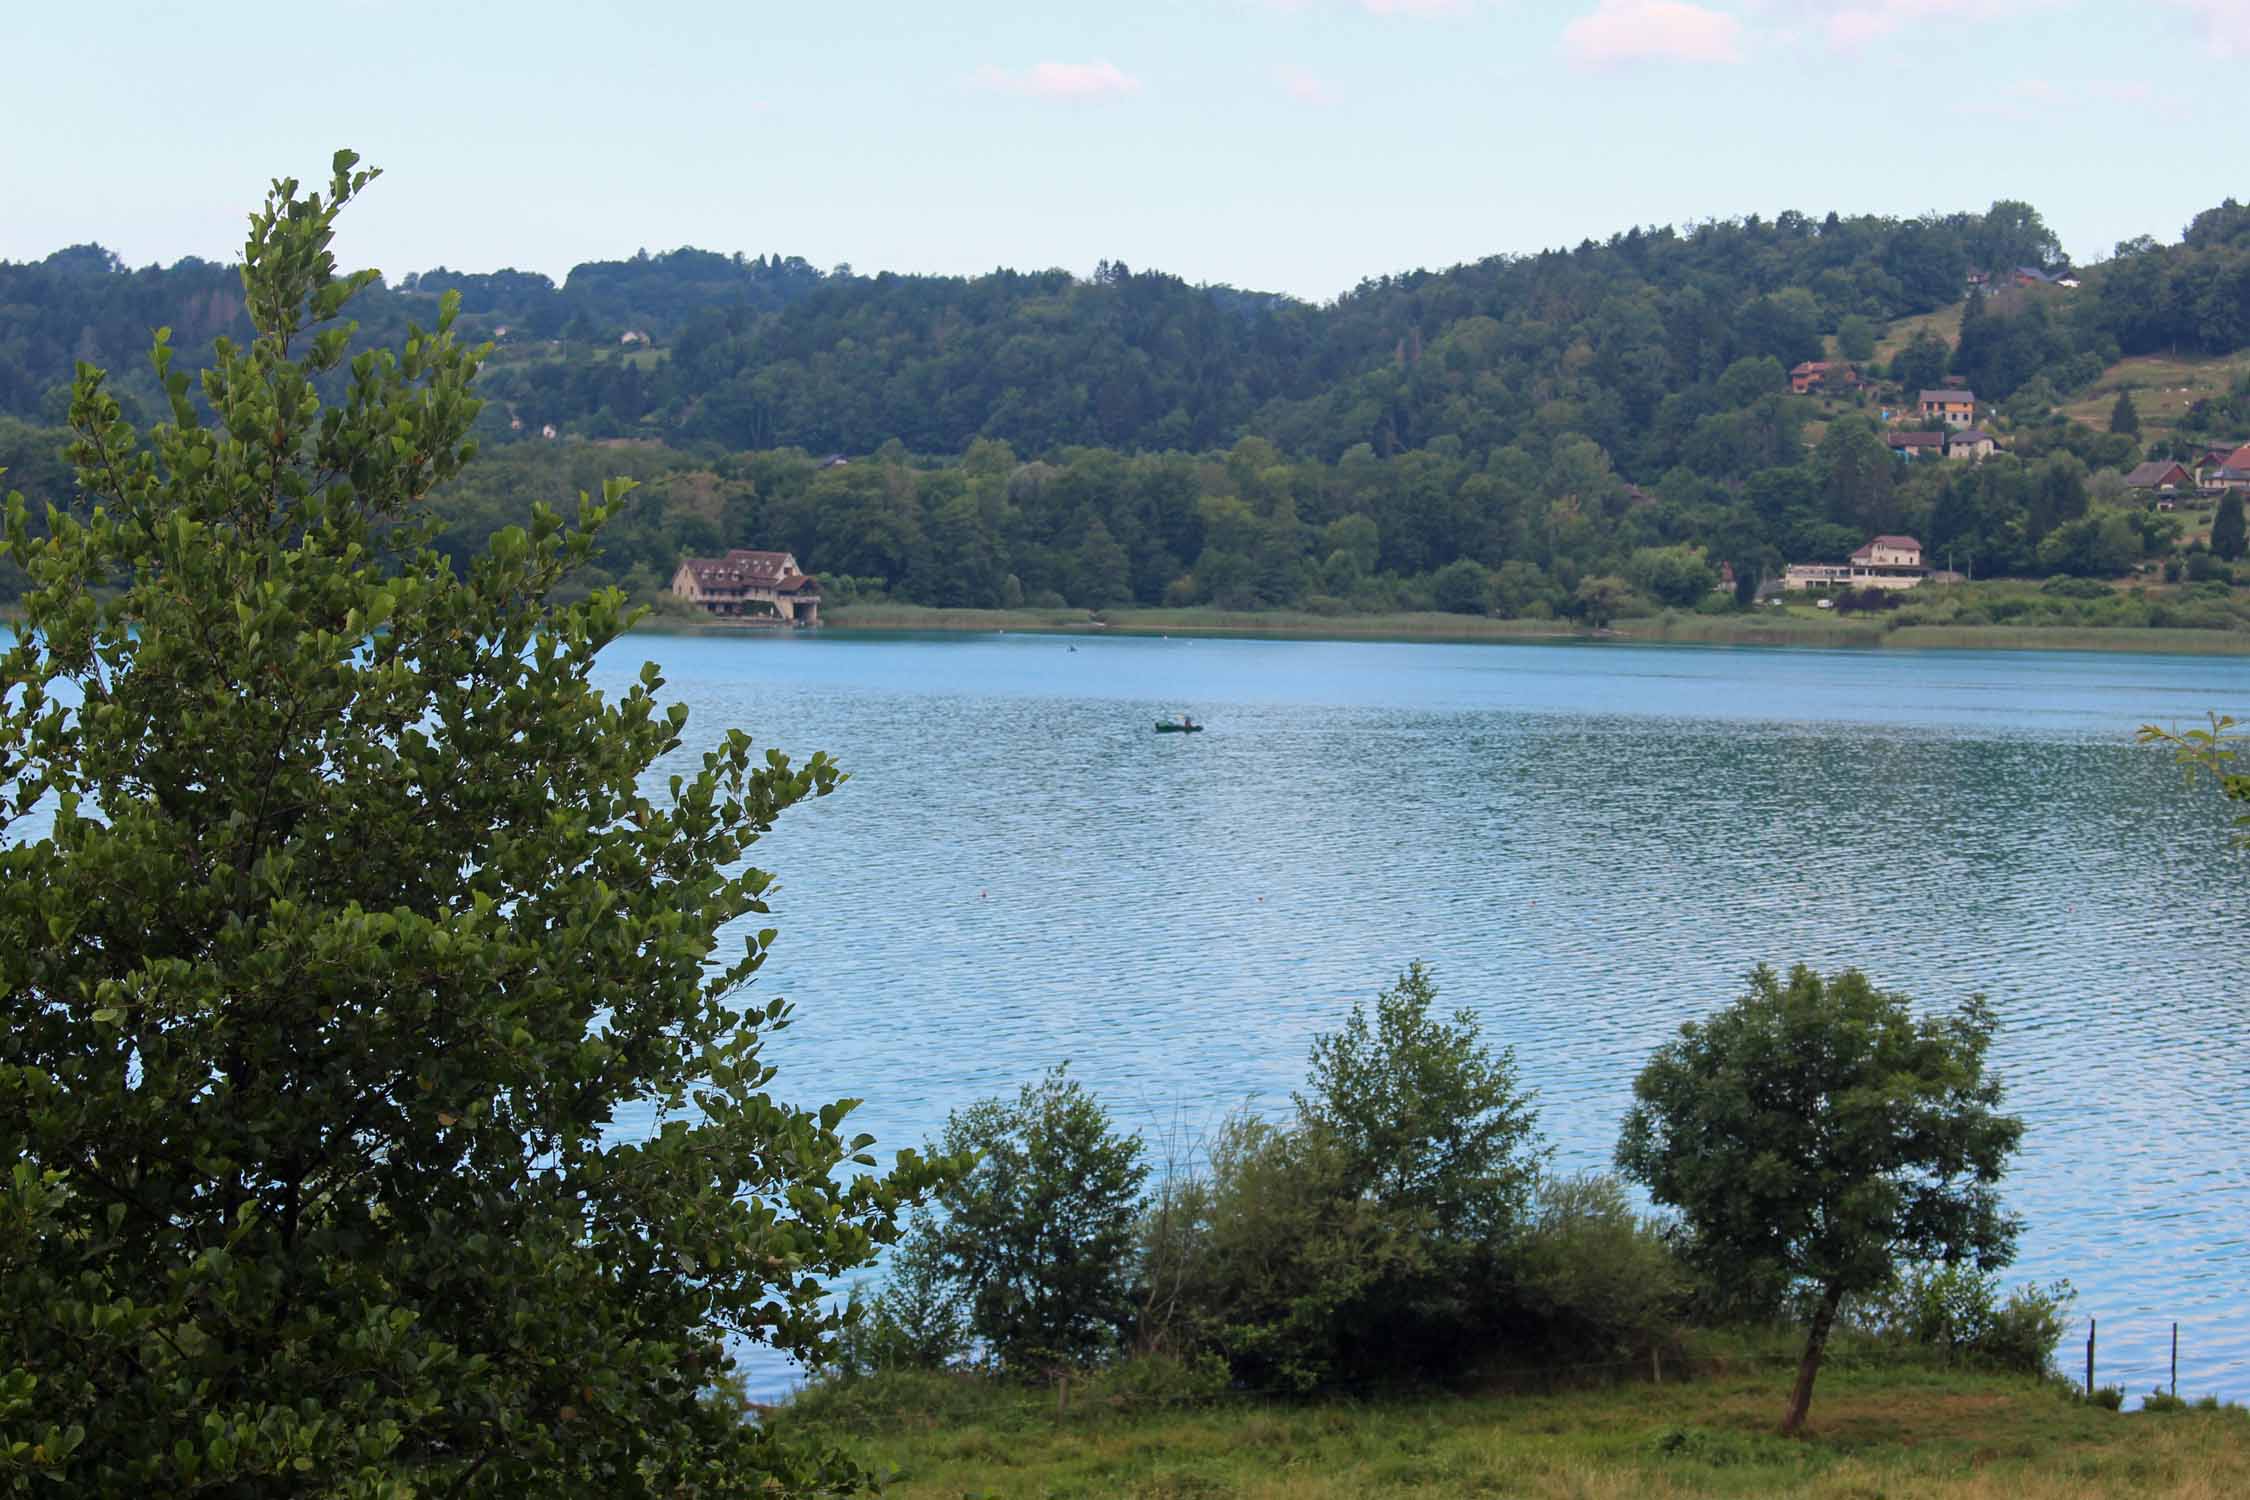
1781 1282 1844 1436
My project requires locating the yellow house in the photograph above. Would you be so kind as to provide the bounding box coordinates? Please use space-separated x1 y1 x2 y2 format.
671 549 823 625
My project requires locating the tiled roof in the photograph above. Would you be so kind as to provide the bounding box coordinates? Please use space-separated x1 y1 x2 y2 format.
681 549 819 593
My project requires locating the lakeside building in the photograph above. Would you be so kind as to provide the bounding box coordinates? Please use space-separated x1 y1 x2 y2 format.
1783 534 1929 593
670 549 824 625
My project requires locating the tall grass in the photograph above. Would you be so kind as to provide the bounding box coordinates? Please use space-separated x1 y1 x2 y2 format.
770 1359 2250 1499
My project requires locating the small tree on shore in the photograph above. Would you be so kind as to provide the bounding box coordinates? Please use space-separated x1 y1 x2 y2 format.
0 153 948 1494
1616 965 2022 1436
894 1066 1150 1371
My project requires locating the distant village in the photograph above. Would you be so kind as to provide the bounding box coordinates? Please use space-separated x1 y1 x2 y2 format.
654 262 2250 623
1771 262 2247 599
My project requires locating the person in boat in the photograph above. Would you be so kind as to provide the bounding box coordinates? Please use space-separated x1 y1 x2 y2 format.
1179 713 1197 730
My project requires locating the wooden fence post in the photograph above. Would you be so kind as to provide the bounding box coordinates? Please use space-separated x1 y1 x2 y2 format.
2085 1318 2096 1398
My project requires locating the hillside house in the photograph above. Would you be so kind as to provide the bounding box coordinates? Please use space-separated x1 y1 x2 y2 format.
1783 535 1927 593
1790 360 1860 395
1886 430 1946 461
2199 444 2250 486
1947 428 1998 461
2125 460 2195 493
671 549 824 625
1919 390 1978 428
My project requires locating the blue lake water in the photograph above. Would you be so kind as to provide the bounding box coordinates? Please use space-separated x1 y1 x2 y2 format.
8 624 2247 1401
606 630 2250 1401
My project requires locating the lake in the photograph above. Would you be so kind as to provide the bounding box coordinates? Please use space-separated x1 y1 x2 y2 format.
6 623 2245 1400
607 630 2250 1401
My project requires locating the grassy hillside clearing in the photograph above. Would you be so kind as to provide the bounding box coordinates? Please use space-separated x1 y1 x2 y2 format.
2059 353 2250 436
771 1362 2250 1500
1873 304 1966 364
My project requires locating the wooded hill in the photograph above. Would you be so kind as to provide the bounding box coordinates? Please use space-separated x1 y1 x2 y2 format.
5 197 2249 619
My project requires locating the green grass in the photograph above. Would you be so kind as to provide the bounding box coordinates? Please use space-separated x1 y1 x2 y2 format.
809 602 2250 654
770 1362 2250 1499
1873 305 1966 365
2059 353 2249 436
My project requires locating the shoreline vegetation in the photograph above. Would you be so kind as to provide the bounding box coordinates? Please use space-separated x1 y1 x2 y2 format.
769 1359 2250 1500
650 601 2250 655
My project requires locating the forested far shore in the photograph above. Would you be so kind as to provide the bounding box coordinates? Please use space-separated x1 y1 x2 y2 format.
6 195 2248 627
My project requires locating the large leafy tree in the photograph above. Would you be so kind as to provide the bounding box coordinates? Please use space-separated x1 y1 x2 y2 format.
1616 965 2022 1437
0 154 946 1495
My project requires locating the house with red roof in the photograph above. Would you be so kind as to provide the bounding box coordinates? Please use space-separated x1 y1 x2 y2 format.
671 549 824 625
2200 443 2250 490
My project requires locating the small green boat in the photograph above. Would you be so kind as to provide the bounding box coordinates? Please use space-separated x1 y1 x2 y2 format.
1154 720 1204 734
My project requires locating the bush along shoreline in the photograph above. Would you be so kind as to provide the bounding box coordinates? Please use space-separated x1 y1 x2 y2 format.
773 963 2096 1460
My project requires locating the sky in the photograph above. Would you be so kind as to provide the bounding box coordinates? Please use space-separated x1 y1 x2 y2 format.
7 1 2246 302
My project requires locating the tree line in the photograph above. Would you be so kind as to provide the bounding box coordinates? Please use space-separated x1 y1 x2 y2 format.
9 197 2247 619
841 962 2055 1438
8 198 2243 469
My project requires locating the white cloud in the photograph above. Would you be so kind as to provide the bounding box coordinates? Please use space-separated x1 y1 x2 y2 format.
1562 1 1746 65
974 61 1144 99
2166 0 2250 56
1276 64 1339 103
1792 0 2065 53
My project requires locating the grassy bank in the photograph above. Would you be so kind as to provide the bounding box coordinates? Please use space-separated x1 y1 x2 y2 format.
773 1362 2250 1499
815 603 2250 654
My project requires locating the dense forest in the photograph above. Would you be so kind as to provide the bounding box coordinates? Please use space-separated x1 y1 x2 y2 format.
5 196 2249 617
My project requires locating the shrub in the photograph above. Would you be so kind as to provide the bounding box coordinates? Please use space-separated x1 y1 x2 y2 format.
1157 964 1547 1390
835 1236 970 1375
1863 1266 2072 1376
1513 1174 1687 1361
2091 1384 2126 1411
1832 586 1904 614
1078 1353 1230 1411
1431 557 1493 614
896 1066 1149 1372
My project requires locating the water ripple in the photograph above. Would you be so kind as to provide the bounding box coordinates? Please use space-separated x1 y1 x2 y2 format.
618 632 2249 1399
